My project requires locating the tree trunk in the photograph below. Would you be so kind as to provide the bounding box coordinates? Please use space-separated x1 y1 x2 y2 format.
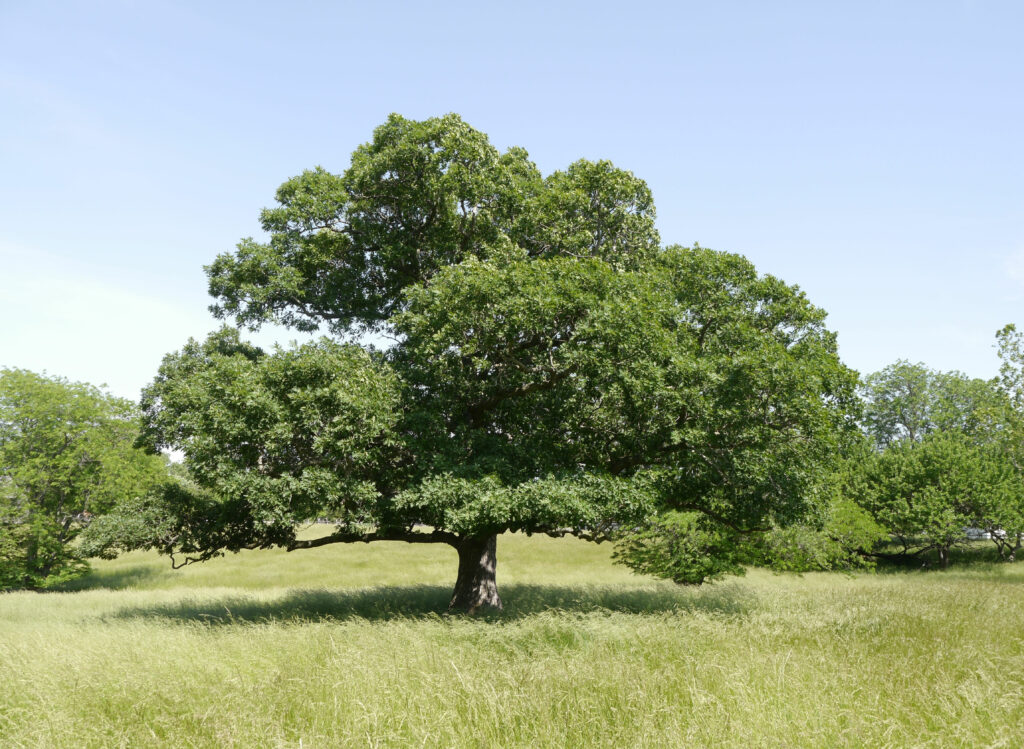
448 535 502 614
937 546 949 569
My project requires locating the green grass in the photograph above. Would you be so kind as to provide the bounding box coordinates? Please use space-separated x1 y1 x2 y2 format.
3 531 1024 748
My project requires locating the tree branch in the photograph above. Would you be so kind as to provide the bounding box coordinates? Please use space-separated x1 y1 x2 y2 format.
287 527 459 551
671 503 771 535
466 366 576 426
540 527 613 544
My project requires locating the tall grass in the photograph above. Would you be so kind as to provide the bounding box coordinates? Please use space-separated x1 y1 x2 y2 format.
2 532 1023 747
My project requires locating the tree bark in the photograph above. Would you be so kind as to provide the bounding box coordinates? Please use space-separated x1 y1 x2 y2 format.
448 535 502 614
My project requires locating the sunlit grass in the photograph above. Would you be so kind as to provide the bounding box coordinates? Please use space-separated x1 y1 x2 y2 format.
2 532 1024 747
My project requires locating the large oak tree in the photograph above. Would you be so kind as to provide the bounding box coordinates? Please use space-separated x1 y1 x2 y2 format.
89 114 857 612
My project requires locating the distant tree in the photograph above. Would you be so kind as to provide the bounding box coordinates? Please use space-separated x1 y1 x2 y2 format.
849 431 1022 567
89 114 858 611
983 323 1024 558
0 369 166 589
995 324 1024 462
860 361 1002 448
848 359 1024 564
995 325 1024 408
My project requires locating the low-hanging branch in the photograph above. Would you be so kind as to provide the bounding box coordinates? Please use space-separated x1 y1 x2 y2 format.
286 527 460 551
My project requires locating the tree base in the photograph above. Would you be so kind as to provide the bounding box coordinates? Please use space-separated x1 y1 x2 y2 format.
449 535 502 614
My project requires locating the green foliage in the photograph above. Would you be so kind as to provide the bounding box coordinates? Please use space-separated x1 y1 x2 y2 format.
396 243 857 540
79 478 215 564
994 325 1024 470
510 158 660 269
615 492 886 584
850 431 1023 565
91 331 404 563
749 497 886 574
860 361 1003 448
206 113 658 337
393 473 658 539
612 511 747 584
988 323 1024 557
0 368 166 588
995 324 1024 412
846 355 1024 565
121 113 860 596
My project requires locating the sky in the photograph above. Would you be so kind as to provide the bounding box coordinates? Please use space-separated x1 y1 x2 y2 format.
1 0 1022 401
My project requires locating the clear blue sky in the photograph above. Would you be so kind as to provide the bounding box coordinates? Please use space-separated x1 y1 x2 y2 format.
2 1 1022 400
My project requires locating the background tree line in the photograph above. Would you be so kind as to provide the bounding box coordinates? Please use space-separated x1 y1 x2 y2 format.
829 327 1024 568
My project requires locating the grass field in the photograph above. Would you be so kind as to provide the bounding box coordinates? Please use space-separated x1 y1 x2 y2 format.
2 530 1024 748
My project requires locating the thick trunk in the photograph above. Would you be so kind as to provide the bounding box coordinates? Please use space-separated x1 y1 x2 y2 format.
448 535 502 614
937 546 949 569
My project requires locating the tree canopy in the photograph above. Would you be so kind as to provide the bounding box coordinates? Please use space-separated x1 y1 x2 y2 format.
860 361 1003 448
92 114 858 611
205 113 659 337
837 356 1024 566
0 368 166 589
852 430 1022 566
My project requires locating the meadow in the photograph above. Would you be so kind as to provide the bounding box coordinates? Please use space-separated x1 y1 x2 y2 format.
2 531 1023 748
